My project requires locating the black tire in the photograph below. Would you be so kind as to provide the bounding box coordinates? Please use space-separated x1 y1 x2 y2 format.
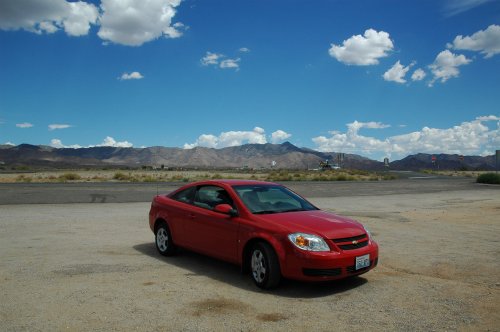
250 242 281 289
155 222 176 256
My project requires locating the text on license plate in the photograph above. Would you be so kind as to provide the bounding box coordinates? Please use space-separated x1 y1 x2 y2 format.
355 254 370 270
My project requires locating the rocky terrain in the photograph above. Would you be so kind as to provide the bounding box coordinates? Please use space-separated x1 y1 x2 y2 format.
0 142 495 170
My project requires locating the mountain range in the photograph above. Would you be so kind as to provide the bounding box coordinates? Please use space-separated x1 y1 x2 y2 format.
0 142 496 171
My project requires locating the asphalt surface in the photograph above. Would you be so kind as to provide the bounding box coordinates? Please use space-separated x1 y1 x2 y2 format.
0 173 497 204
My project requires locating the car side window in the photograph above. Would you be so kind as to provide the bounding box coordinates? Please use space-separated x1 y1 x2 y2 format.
259 188 302 209
194 186 234 210
171 186 196 204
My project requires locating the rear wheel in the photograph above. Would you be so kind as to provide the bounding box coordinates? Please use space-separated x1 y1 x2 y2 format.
155 222 176 256
250 242 281 289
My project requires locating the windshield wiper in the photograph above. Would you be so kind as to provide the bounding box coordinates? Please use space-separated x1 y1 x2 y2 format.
254 208 308 214
280 208 307 213
253 210 279 214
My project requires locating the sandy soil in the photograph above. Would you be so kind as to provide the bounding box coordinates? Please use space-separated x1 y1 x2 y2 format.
1 189 499 331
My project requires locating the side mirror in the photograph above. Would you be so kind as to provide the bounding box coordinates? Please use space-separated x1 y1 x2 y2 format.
214 204 238 217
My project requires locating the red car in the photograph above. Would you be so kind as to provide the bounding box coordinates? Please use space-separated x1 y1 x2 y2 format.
149 180 378 289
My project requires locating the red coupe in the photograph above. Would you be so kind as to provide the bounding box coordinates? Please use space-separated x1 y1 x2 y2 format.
149 180 378 289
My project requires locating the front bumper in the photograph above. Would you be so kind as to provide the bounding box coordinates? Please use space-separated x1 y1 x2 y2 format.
281 241 379 282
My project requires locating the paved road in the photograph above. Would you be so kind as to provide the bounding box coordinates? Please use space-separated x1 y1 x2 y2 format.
1 175 497 204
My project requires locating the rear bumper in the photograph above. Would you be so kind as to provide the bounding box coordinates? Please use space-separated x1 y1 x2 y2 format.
281 241 379 282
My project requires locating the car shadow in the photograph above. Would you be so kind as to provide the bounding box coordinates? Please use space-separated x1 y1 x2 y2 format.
133 242 368 298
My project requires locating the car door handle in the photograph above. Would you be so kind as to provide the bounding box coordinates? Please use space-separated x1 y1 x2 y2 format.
188 213 196 219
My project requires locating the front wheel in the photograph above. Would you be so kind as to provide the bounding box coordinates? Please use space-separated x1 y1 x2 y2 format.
250 242 281 289
155 222 176 256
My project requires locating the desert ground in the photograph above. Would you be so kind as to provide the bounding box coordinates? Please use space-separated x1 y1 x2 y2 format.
0 178 499 331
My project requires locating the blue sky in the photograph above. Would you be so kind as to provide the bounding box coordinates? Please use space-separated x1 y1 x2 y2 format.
0 0 499 161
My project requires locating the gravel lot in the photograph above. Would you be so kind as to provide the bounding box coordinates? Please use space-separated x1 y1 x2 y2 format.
1 183 499 331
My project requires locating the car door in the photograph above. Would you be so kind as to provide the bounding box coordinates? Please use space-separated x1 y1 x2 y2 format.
164 186 197 247
184 185 239 263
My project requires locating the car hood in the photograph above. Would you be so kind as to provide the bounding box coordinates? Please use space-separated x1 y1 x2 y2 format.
257 210 366 239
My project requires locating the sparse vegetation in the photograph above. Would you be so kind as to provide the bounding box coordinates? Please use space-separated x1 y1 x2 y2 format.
0 168 399 183
15 175 32 182
477 173 500 185
58 173 81 181
422 170 490 178
113 172 135 181
265 170 398 182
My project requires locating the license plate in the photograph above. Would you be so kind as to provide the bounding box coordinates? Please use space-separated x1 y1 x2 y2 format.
355 254 370 270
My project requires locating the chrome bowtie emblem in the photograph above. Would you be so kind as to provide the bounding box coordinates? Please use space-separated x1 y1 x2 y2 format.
352 240 358 245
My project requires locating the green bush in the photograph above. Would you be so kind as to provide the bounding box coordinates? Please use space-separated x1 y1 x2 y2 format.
15 175 32 182
477 173 500 184
59 173 81 181
141 176 156 182
113 172 134 181
170 175 183 181
336 174 347 181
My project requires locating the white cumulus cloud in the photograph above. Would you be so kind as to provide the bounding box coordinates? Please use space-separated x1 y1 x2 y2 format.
428 50 472 86
49 124 72 131
50 139 82 149
383 61 413 83
16 122 34 128
50 136 133 149
0 0 98 36
220 58 240 70
183 134 218 149
98 0 182 46
184 127 268 149
96 136 133 148
451 24 500 58
239 47 250 53
119 71 144 80
201 52 224 66
0 0 185 46
329 29 394 66
202 51 244 70
411 68 427 81
312 116 500 160
271 130 292 144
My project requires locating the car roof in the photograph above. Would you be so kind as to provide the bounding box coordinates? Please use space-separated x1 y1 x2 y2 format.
167 180 281 197
191 179 280 186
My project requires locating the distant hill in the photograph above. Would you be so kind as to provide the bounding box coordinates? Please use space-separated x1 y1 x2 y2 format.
0 142 384 170
0 143 495 170
389 153 496 171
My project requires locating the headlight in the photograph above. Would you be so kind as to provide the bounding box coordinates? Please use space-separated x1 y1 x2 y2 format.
288 233 330 251
363 226 373 240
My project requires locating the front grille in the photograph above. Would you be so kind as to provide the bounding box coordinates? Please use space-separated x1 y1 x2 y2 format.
332 233 368 250
303 268 342 277
338 241 368 250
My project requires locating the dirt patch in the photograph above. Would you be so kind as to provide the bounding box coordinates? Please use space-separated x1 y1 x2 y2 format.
188 298 250 317
256 313 288 322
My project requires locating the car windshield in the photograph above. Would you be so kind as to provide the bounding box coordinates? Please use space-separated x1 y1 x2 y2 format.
233 185 319 214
